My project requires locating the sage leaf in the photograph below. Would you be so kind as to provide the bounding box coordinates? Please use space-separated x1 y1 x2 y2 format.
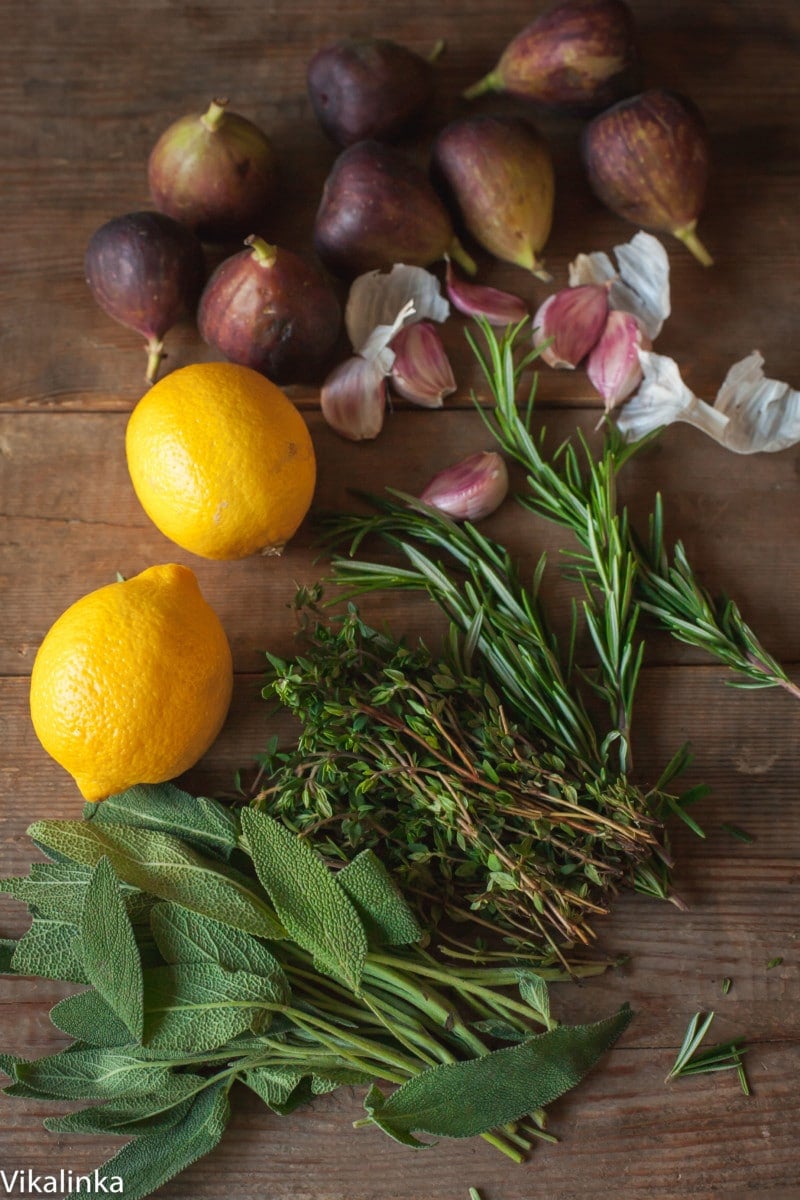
265 1074 315 1115
516 969 553 1029
142 962 282 1053
85 783 238 861
0 939 16 972
50 989 137 1048
471 1018 527 1043
239 1066 305 1110
150 901 290 1002
312 1067 372 1093
241 809 368 990
15 1047 172 1100
43 1073 206 1135
362 1004 633 1142
337 850 422 946
363 1085 429 1149
28 819 282 940
78 856 144 1041
0 861 154 926
83 1082 230 1200
10 918 86 983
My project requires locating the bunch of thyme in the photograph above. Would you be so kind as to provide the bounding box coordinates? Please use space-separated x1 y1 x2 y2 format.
258 595 666 964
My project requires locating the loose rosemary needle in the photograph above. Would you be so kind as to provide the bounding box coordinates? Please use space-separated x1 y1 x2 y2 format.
665 1011 750 1095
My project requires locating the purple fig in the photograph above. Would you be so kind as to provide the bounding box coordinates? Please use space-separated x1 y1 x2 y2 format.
85 211 205 384
432 116 555 278
307 37 436 147
314 140 476 278
463 0 639 114
582 89 713 266
148 98 277 242
197 236 342 385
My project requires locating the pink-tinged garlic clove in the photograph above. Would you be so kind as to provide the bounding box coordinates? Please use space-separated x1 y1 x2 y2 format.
390 321 456 408
320 355 388 440
586 309 651 410
532 284 610 368
445 260 529 327
420 450 509 522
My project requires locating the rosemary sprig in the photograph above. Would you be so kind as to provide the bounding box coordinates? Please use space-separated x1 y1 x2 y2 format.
467 319 649 775
636 504 800 700
468 318 799 703
665 1011 750 1095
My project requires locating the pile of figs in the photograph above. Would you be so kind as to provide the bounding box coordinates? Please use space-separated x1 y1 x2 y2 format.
84 0 713 389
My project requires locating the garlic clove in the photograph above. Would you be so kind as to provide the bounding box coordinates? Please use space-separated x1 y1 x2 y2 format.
419 450 509 522
445 260 529 326
390 321 456 408
586 309 651 411
569 231 671 340
320 355 388 441
532 284 609 368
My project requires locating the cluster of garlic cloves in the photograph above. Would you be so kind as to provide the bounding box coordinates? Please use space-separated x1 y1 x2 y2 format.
320 264 456 440
532 232 670 417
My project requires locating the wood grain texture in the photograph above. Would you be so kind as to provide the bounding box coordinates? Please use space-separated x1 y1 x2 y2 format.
2 0 799 1196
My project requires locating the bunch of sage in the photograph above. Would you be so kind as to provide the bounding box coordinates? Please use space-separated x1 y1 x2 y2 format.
1 783 631 1200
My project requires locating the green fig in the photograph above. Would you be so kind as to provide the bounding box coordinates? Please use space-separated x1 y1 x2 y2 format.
432 116 555 278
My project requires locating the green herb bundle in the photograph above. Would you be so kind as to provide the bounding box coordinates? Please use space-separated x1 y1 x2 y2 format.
260 594 671 964
258 323 713 960
1 784 631 1199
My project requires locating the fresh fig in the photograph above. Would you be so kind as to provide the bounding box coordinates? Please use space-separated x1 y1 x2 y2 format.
85 211 205 384
307 36 435 146
148 98 277 242
314 140 476 278
197 236 342 385
432 116 555 278
463 0 639 114
582 89 712 265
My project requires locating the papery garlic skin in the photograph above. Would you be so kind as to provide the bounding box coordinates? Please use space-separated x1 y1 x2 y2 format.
616 349 800 454
320 355 388 441
569 230 670 340
445 260 529 326
390 321 456 408
420 450 509 522
346 264 449 353
586 310 651 410
533 284 609 368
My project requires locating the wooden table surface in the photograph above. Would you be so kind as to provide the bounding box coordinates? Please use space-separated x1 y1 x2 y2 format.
2 1 799 1197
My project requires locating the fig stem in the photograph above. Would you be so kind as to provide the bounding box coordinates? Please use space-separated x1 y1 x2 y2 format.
244 234 278 267
428 39 446 64
532 261 553 283
448 237 478 277
201 98 229 132
462 71 501 101
145 336 166 386
673 222 714 267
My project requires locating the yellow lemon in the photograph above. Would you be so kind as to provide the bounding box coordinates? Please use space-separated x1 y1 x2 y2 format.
125 362 316 560
29 564 233 802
